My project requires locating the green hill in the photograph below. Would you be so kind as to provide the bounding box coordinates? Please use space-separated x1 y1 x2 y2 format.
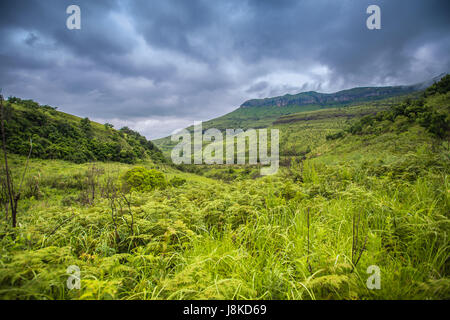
274 74 449 163
153 76 446 158
0 76 448 300
0 97 166 164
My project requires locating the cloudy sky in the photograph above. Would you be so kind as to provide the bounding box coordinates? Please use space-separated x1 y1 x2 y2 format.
1 0 449 139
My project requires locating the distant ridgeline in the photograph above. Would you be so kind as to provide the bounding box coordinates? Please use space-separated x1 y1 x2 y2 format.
1 97 166 164
240 80 442 109
153 74 447 157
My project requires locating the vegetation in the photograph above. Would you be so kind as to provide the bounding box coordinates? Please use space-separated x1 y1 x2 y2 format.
343 76 449 139
122 167 168 192
2 97 166 164
154 84 425 158
0 76 449 300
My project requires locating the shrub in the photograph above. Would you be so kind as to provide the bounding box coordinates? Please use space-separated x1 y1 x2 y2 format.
424 74 450 97
326 131 344 140
122 167 167 192
169 176 186 187
417 111 449 139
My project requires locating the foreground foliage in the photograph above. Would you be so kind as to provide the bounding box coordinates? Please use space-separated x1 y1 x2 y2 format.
0 138 448 299
0 77 449 300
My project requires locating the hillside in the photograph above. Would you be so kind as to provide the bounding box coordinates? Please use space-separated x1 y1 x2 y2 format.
275 75 449 160
0 97 166 164
240 74 446 109
153 75 445 157
242 86 416 108
0 76 448 300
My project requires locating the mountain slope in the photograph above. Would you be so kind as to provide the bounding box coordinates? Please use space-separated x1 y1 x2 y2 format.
242 86 416 108
1 97 166 164
154 75 446 157
240 74 446 109
272 74 449 166
1 77 448 300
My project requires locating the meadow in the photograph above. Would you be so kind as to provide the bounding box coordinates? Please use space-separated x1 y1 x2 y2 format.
0 78 449 300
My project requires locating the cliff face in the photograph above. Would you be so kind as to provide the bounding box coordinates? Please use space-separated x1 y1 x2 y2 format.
240 86 417 108
240 74 448 108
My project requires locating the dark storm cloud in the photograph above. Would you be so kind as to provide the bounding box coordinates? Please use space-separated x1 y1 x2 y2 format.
246 81 269 94
0 0 449 139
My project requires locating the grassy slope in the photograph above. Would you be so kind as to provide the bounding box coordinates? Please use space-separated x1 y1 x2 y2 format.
154 91 422 158
10 101 117 141
3 99 165 164
0 88 448 299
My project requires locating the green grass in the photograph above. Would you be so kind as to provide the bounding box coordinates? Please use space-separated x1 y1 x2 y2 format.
1 126 448 299
0 82 448 300
153 92 422 158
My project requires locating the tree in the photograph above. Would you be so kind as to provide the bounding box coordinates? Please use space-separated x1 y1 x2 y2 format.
424 74 450 97
80 117 93 139
0 94 33 227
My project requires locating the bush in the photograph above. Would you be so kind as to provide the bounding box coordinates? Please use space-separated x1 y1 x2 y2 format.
169 176 186 187
417 111 449 139
122 167 167 192
424 74 450 97
326 131 344 140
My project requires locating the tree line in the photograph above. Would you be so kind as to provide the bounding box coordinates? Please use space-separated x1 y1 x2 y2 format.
1 97 166 164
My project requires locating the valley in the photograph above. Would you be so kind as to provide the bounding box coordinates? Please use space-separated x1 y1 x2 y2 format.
0 76 449 300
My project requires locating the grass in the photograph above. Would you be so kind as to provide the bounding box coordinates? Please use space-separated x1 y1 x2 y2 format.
153 92 422 158
0 88 448 300
0 133 448 299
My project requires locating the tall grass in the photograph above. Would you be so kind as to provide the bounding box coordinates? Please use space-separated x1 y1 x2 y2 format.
0 91 449 300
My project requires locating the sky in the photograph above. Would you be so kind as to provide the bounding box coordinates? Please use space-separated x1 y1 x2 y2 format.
1 0 449 139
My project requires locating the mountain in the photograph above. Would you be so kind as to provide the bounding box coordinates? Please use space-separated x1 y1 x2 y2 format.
1 97 166 164
274 74 449 162
153 74 446 157
240 74 447 109
1 77 449 300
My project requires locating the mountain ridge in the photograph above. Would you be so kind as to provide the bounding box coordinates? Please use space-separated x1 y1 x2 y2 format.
240 73 447 109
153 73 447 157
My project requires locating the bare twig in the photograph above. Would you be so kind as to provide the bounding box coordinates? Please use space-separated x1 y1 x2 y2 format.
307 208 313 273
352 234 368 272
18 137 33 196
48 210 76 237
120 193 134 235
0 94 16 227
105 177 120 243
351 211 368 273
0 95 33 227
